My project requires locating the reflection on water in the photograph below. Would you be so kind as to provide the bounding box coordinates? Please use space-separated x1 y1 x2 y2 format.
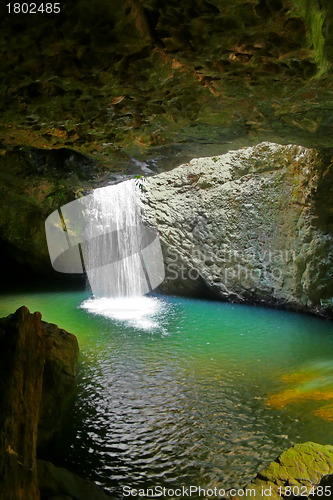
267 360 333 421
80 296 166 331
0 289 333 498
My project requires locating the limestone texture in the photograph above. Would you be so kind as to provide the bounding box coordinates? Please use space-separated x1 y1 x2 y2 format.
143 142 333 316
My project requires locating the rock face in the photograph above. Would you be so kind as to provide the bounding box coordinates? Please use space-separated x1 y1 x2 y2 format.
1 0 333 159
38 318 80 451
0 306 78 500
2 0 333 287
0 146 140 279
231 442 333 499
0 307 45 500
143 142 333 316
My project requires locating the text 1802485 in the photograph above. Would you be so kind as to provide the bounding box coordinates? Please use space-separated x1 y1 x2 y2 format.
6 3 60 13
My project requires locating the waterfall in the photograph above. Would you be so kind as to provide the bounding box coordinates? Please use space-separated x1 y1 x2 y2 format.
45 178 164 301
82 180 149 298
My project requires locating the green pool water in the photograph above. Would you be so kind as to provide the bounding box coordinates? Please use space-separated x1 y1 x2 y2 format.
1 286 333 498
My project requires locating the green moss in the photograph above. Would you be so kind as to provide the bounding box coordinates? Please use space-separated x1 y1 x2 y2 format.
1 0 333 160
291 0 328 73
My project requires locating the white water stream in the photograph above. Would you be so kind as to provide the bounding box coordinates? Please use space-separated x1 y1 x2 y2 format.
82 180 148 298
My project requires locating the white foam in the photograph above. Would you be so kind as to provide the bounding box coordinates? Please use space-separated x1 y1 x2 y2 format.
80 295 164 331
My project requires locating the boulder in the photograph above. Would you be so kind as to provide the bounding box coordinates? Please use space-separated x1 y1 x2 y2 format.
0 306 78 500
38 318 79 450
143 142 333 316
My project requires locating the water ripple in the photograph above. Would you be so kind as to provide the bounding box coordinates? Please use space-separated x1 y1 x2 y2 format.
38 294 333 498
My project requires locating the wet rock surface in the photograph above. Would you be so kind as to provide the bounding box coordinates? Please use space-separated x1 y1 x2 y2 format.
228 442 333 499
0 307 110 500
0 0 333 162
144 142 333 316
0 145 142 277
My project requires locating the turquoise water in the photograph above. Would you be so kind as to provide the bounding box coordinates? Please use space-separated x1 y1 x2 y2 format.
1 286 333 497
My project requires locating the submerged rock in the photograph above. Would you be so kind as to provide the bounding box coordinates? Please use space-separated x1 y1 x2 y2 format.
144 142 333 316
37 460 113 500
0 306 78 500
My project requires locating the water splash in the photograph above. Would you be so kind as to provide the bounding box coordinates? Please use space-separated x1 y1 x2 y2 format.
80 296 165 330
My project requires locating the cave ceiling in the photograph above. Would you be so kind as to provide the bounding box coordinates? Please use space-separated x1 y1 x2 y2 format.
0 0 332 170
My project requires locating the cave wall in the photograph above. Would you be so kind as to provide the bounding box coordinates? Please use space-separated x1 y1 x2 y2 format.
0 0 332 301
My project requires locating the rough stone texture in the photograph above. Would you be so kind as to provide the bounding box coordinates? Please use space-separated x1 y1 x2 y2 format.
228 442 333 499
0 307 45 500
1 0 333 282
37 460 113 500
38 319 80 450
0 0 333 160
143 142 333 316
0 306 78 500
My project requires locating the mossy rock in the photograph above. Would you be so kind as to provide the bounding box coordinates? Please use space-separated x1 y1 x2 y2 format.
235 443 333 499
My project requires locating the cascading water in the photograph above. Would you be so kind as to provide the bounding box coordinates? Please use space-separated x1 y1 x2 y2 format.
45 177 165 327
82 180 148 298
80 179 165 329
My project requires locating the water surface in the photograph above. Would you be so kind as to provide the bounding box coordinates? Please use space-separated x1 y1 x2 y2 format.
1 287 333 497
